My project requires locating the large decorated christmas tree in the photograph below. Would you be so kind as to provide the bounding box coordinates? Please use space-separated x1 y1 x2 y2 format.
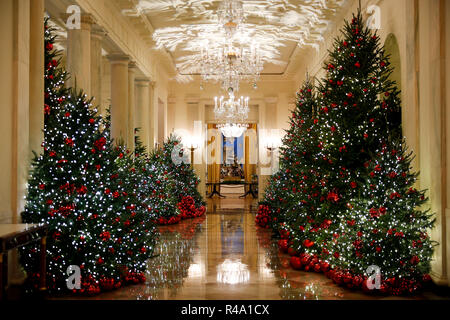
20 19 156 294
151 136 206 222
257 11 436 295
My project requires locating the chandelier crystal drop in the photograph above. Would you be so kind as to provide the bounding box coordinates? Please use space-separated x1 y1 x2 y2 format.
217 0 244 37
215 87 249 138
214 87 249 122
217 123 248 139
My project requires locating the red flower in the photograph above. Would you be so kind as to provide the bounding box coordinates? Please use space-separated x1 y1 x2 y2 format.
350 182 357 189
355 61 361 68
65 138 74 147
39 184 45 190
94 137 107 150
77 185 87 195
388 171 397 179
410 256 420 265
303 239 315 248
100 231 111 241
333 252 340 259
327 192 339 203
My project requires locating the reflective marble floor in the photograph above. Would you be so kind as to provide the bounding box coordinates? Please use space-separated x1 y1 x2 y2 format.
66 195 449 300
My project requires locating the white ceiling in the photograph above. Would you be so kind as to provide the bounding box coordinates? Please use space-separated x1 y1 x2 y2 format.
121 0 348 81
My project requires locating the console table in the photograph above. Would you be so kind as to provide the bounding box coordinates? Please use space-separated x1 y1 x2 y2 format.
0 224 48 300
207 181 258 199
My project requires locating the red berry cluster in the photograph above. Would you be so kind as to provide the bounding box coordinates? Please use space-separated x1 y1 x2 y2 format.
178 196 205 219
278 241 432 296
255 205 271 228
123 271 146 284
155 215 181 225
99 277 121 291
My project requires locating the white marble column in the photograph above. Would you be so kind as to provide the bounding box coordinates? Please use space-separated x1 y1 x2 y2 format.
128 62 137 151
108 53 129 145
100 56 111 117
29 0 44 158
135 77 150 151
66 14 94 96
0 0 31 287
90 26 105 110
149 81 156 150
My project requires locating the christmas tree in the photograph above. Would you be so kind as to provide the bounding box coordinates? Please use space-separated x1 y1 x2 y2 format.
259 11 436 295
315 11 435 294
145 147 181 225
257 80 329 263
20 19 156 294
155 135 206 220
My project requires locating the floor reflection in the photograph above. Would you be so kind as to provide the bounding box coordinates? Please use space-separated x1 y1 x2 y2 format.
66 196 447 300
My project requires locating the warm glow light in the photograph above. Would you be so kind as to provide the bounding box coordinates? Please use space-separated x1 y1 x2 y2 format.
217 259 250 284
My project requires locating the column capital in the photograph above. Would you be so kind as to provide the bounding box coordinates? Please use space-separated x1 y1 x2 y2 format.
61 13 96 30
135 77 151 86
91 25 107 40
107 53 130 65
128 61 138 70
185 95 200 104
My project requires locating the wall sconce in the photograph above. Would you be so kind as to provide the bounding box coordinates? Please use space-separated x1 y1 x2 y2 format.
265 142 278 153
264 136 281 152
187 141 199 167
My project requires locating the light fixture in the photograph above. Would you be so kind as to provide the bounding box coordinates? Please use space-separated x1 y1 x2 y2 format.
217 259 250 285
217 0 244 32
214 87 249 122
200 37 263 92
199 0 262 92
217 123 248 138
214 87 249 138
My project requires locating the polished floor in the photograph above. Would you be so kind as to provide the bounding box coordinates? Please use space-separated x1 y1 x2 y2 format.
65 195 448 300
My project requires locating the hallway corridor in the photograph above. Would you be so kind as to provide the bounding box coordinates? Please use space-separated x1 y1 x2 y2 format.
67 196 446 301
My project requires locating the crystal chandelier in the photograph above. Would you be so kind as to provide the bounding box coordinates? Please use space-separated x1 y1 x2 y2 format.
215 87 249 138
200 0 263 92
201 40 262 92
214 87 249 122
217 0 244 37
217 123 248 138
